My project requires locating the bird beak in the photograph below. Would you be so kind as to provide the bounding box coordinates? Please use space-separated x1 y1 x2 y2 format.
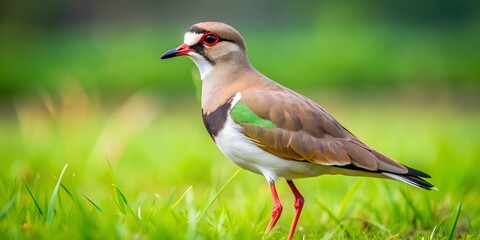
160 43 194 59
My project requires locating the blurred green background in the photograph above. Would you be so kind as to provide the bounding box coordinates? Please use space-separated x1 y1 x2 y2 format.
1 0 479 101
0 0 479 239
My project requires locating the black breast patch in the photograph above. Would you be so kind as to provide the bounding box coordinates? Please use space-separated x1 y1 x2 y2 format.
202 97 234 141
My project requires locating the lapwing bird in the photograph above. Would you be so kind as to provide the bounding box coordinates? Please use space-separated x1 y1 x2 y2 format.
160 22 435 240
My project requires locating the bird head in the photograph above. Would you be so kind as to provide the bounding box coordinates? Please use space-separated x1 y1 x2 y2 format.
160 22 248 80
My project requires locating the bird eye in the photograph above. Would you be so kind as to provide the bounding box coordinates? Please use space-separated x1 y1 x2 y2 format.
202 33 219 46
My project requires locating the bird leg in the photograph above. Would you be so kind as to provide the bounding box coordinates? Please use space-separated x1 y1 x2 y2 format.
286 180 304 240
265 182 283 234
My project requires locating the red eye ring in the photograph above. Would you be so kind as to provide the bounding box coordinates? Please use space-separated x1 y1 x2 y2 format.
201 32 220 47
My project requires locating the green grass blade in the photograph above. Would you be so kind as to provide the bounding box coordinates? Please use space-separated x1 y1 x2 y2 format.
145 193 162 223
400 189 423 225
80 192 104 213
171 185 193 209
447 203 462 240
107 160 119 186
113 184 133 214
382 183 403 220
185 189 197 239
107 160 132 214
112 184 126 214
0 193 18 220
46 164 68 226
21 176 43 216
8 178 18 199
423 192 434 226
351 217 391 235
358 199 383 223
60 183 73 199
316 200 352 238
198 169 241 219
337 179 361 219
429 225 438 240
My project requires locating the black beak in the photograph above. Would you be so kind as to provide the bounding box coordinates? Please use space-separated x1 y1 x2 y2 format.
160 43 194 59
160 48 179 59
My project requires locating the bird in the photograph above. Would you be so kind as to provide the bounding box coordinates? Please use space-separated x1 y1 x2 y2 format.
160 22 435 240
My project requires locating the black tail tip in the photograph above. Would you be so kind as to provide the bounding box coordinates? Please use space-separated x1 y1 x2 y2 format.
382 172 437 190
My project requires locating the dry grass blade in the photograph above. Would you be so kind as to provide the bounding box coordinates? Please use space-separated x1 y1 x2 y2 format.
386 233 399 240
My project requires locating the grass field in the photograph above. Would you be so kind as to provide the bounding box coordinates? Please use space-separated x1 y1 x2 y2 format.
1 2 480 238
0 84 478 239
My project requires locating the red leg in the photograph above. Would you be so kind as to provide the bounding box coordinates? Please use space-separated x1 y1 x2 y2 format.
286 180 304 240
265 182 283 234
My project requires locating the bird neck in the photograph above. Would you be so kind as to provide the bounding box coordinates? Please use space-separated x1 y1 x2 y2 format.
201 60 259 114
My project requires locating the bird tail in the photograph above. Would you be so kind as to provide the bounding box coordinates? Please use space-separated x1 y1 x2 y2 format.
382 167 437 190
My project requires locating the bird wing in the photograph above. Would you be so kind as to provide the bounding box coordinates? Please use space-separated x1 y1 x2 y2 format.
230 88 409 174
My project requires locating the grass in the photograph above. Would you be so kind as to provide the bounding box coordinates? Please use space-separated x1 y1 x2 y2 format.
0 85 479 239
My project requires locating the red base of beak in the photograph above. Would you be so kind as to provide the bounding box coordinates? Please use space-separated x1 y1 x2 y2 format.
160 43 194 59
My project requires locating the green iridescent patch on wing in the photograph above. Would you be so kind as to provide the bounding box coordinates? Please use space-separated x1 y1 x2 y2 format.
230 101 275 129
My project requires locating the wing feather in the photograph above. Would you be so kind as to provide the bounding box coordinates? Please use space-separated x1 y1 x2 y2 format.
231 89 409 174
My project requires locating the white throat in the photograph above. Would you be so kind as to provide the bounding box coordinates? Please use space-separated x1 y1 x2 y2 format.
187 52 213 80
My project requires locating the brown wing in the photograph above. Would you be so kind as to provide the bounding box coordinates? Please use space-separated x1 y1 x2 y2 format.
237 88 408 174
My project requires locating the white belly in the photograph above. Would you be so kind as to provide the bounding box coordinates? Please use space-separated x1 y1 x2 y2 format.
214 117 329 183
